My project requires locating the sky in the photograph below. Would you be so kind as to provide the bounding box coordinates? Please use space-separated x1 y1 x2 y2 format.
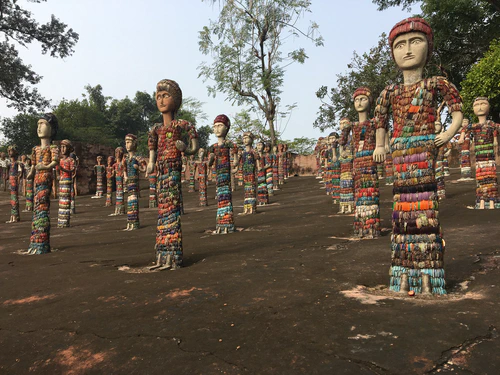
0 0 418 143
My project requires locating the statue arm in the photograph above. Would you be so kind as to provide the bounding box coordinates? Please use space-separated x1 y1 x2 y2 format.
435 111 463 147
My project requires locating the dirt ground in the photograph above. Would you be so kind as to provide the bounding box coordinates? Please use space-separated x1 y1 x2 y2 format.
0 169 499 375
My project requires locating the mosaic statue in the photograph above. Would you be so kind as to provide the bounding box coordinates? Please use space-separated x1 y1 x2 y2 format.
57 140 75 228
256 141 269 205
272 145 279 191
105 156 115 207
328 132 341 204
92 156 105 198
147 161 158 208
188 154 196 193
195 148 209 206
384 131 394 185
338 118 355 214
27 113 60 254
19 154 27 196
470 97 500 209
373 18 463 295
277 144 285 186
111 147 125 216
148 79 199 270
264 143 274 196
240 132 258 215
6 145 22 223
237 148 244 187
23 157 34 212
345 87 381 237
124 134 144 230
70 152 79 214
209 114 239 234
283 143 290 179
0 152 8 192
457 119 473 180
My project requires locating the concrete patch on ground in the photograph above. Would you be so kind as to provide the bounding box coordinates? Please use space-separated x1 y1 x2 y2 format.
3 294 57 306
340 285 485 305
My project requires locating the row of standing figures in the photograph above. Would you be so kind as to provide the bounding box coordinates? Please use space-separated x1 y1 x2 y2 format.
88 136 292 233
2 107 292 273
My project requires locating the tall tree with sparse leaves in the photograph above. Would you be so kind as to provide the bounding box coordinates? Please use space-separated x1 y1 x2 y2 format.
198 0 323 147
314 33 400 132
0 0 79 111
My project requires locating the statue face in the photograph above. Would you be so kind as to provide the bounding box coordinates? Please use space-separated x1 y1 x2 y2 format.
37 119 51 139
61 144 69 156
198 148 205 159
115 149 123 160
125 138 136 152
272 145 277 153
392 31 428 71
264 144 271 153
97 155 103 163
354 95 370 113
473 99 490 117
156 90 176 114
461 118 469 129
256 142 264 152
213 122 229 138
21 154 26 162
243 135 253 146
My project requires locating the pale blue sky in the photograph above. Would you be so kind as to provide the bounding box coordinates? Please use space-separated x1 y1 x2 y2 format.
0 0 417 142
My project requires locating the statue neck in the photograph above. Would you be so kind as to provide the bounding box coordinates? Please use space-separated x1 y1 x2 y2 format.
402 67 424 86
40 138 50 148
477 115 488 124
357 111 369 123
162 112 174 126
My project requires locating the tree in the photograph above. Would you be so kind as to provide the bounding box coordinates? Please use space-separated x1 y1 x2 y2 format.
197 125 213 150
373 0 500 88
0 0 79 111
227 109 271 145
461 39 500 122
0 112 39 154
314 33 400 132
285 136 316 155
198 0 323 146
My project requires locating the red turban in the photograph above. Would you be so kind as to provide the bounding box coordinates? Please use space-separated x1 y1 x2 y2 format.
389 17 433 63
214 114 231 129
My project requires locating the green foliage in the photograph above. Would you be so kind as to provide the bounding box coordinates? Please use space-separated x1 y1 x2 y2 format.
0 113 40 155
0 0 79 111
196 125 213 150
198 0 322 146
461 39 500 122
284 136 316 155
227 109 271 145
1 85 209 155
314 34 400 132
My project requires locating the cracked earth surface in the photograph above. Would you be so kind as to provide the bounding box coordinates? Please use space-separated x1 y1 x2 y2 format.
1 170 499 374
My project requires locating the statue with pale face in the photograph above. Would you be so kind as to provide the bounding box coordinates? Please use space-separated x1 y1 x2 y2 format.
373 18 463 295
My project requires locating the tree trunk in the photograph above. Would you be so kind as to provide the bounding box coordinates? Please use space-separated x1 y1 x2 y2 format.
267 116 276 147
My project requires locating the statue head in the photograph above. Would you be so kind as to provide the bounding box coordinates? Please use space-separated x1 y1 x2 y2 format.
107 156 115 166
25 157 32 166
7 145 18 158
256 141 264 152
339 117 351 131
389 17 433 71
155 79 182 115
96 155 104 163
20 154 27 162
272 145 278 153
353 87 372 113
242 131 254 147
461 118 470 130
125 134 138 152
213 114 230 138
198 147 206 160
264 142 271 153
37 113 59 142
115 146 125 160
60 139 74 156
328 132 339 145
473 97 490 118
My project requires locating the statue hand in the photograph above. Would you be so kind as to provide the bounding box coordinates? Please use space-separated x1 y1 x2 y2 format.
146 162 154 174
385 145 390 154
176 140 187 152
434 132 453 147
373 146 386 163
